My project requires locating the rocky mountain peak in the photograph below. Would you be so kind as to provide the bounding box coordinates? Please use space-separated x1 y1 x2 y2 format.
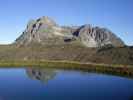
36 16 57 26
14 16 125 47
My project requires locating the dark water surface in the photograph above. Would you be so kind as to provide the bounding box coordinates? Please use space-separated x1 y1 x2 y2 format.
0 68 133 100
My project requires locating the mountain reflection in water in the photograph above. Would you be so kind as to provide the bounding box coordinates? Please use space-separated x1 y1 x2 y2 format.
26 67 133 84
26 68 58 83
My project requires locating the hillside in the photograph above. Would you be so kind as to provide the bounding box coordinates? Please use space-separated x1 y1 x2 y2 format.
0 45 133 65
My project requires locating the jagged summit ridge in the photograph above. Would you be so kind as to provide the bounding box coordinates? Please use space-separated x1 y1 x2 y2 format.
15 16 125 47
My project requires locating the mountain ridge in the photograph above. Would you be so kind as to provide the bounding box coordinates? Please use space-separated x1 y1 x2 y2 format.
14 16 125 47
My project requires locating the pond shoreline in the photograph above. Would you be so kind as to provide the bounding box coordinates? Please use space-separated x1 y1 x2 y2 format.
0 60 133 77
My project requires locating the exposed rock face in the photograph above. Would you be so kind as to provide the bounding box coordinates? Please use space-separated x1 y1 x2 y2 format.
15 16 125 47
78 25 124 47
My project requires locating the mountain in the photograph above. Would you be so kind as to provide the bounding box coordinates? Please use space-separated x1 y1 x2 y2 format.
0 16 132 66
14 16 124 47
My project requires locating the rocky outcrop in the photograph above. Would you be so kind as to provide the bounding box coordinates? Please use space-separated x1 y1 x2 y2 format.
14 16 125 47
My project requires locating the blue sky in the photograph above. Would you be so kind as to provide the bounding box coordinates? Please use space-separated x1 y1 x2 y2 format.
0 0 133 45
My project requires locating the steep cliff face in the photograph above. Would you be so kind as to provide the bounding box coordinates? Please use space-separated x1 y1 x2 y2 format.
15 16 125 47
